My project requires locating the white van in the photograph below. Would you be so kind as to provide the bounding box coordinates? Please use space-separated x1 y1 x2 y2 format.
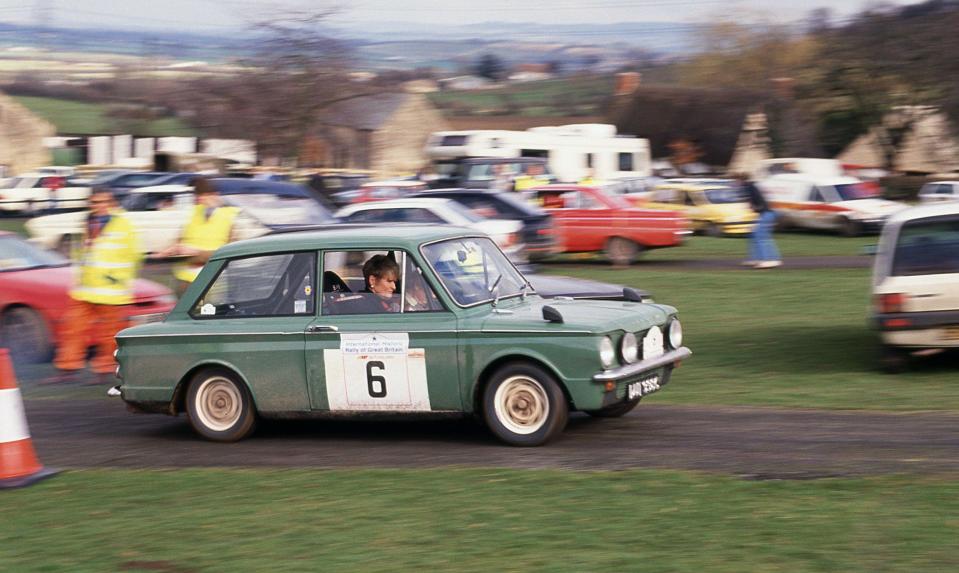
918 181 959 204
756 171 906 236
872 202 959 371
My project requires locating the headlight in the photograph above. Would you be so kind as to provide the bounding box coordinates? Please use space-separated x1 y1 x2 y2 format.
599 336 616 369
668 318 683 349
620 332 639 363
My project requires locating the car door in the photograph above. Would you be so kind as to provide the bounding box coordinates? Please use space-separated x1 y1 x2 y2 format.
304 249 461 413
558 189 614 251
184 250 318 412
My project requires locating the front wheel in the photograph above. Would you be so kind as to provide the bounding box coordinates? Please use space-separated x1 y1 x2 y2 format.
605 237 640 266
841 217 861 237
185 368 257 442
483 363 568 446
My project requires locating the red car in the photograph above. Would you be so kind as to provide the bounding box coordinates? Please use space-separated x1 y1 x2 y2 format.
527 185 690 265
0 232 176 364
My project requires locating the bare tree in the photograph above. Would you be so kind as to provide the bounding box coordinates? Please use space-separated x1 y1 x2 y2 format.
180 9 371 164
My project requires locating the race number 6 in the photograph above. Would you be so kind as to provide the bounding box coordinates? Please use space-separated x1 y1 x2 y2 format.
366 360 387 398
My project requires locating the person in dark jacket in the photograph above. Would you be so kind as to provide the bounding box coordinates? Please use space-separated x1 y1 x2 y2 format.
738 174 781 268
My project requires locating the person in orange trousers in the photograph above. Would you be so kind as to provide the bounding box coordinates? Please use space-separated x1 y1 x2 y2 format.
51 188 142 383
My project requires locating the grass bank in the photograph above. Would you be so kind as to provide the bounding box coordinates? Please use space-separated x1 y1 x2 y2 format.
1 468 957 572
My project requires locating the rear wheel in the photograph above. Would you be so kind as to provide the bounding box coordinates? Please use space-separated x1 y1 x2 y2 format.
483 362 568 446
841 217 861 237
0 307 52 364
186 368 257 442
586 399 640 418
704 222 722 238
879 345 909 374
605 237 640 266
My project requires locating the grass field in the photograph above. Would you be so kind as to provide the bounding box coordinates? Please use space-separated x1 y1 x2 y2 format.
428 74 615 117
1 469 957 572
12 96 197 137
542 264 959 410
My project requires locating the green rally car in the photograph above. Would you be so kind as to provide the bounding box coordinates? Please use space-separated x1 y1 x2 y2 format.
114 225 690 446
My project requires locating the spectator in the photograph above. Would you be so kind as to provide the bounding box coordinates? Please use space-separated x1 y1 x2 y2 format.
50 188 142 384
738 174 781 269
153 177 241 292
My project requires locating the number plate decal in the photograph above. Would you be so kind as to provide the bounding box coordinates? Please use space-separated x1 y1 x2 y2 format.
324 333 431 412
627 376 661 400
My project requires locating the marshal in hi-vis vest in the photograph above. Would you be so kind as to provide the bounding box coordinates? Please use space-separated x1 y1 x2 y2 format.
71 210 142 306
173 205 240 283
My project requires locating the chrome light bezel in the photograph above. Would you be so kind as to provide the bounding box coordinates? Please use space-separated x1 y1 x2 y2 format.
599 336 616 369
621 331 639 364
668 318 683 349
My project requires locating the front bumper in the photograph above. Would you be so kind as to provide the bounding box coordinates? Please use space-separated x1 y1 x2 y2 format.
593 347 692 383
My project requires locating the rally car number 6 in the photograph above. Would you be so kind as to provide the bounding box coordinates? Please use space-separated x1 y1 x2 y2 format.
323 333 432 412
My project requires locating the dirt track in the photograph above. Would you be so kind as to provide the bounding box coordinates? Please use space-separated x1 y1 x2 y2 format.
24 398 959 477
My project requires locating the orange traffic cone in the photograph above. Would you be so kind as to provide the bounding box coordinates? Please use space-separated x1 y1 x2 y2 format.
0 348 58 489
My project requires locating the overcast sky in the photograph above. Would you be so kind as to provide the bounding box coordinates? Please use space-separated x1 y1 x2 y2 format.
0 0 925 32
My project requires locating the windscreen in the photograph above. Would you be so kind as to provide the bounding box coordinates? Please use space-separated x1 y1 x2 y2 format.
891 216 959 276
0 236 70 271
422 237 527 306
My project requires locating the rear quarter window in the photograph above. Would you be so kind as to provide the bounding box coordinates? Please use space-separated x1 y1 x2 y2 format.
892 216 959 276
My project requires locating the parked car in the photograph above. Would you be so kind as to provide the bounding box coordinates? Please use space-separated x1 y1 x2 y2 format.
307 172 372 205
409 188 558 261
918 181 959 204
872 203 959 372
429 157 555 190
104 171 177 196
113 225 690 446
25 178 335 255
332 180 429 206
757 172 906 236
638 181 757 237
0 173 91 214
335 198 526 262
0 232 175 364
526 185 690 265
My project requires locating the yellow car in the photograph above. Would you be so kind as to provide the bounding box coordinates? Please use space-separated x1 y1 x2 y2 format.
638 180 758 237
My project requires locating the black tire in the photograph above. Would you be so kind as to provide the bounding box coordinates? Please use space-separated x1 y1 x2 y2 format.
605 237 640 266
841 217 861 237
879 346 909 374
482 362 568 447
0 307 52 364
585 399 640 418
185 367 257 442
703 222 722 238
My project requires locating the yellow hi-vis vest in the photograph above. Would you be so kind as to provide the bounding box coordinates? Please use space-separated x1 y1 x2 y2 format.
512 174 551 192
173 205 240 283
579 176 597 186
71 210 142 305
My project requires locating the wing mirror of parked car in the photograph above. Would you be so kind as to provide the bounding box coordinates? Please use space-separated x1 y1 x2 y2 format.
542 305 564 323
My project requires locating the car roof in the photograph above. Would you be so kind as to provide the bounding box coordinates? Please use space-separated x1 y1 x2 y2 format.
337 197 455 213
886 202 959 226
213 224 479 260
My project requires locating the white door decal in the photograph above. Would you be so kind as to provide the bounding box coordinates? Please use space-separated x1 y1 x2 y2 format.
324 332 431 411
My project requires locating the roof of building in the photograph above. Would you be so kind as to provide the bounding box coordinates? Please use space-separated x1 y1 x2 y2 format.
323 93 412 131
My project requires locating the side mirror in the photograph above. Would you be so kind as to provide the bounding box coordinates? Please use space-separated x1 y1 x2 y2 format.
861 245 878 256
542 305 564 323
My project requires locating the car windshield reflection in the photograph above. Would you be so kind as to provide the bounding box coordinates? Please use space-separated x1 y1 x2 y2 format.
422 237 527 306
0 235 70 271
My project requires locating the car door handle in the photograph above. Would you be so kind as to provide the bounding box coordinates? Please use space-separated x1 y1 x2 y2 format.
307 325 339 333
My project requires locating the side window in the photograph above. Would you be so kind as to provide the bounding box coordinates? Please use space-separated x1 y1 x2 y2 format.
618 152 634 171
191 252 316 318
684 193 696 206
808 186 825 202
403 209 445 224
345 209 389 223
321 250 443 315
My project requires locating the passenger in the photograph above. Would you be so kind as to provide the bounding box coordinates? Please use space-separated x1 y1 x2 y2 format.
513 163 550 192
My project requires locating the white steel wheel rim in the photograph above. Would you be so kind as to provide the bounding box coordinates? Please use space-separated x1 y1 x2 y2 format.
493 375 550 435
194 377 243 432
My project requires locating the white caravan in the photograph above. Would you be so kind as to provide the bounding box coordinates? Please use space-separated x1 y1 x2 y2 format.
425 123 651 183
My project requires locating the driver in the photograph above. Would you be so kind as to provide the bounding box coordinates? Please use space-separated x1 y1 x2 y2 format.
360 254 400 313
